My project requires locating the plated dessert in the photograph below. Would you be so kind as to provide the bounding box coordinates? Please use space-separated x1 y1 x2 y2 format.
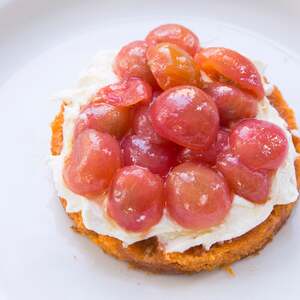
50 24 299 273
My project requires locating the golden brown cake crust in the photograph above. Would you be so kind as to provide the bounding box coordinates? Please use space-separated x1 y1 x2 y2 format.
51 86 299 274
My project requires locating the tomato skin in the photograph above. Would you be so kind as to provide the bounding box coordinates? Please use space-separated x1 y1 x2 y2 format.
113 40 157 87
177 128 229 165
63 129 121 197
166 162 232 230
149 86 219 151
133 104 167 144
216 151 272 204
195 47 264 99
121 135 177 176
146 23 200 56
203 82 258 126
96 78 152 107
74 101 131 139
177 145 216 165
107 166 164 232
147 43 201 90
230 119 288 171
215 128 230 154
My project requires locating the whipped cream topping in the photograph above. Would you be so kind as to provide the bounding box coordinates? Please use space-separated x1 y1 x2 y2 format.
50 50 298 252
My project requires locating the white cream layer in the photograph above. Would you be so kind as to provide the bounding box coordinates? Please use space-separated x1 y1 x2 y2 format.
50 51 298 252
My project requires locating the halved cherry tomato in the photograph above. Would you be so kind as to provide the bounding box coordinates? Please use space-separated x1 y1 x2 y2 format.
96 78 152 106
177 128 229 165
216 151 272 204
63 129 121 197
147 43 200 90
166 162 232 229
150 86 219 150
195 47 264 99
215 128 230 155
230 119 288 171
203 82 258 126
133 104 167 144
146 23 200 56
74 101 131 139
113 40 157 87
107 166 164 232
121 135 177 176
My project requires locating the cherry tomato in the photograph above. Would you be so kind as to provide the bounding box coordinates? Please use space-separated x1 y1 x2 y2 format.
147 43 200 90
133 104 167 144
203 82 258 126
149 86 219 150
215 128 230 155
96 78 152 106
145 23 200 56
113 40 157 87
166 162 232 229
230 119 288 170
195 47 264 99
107 166 164 232
74 101 131 139
121 135 177 176
152 89 162 102
177 145 216 165
216 151 272 203
177 129 229 165
63 129 121 197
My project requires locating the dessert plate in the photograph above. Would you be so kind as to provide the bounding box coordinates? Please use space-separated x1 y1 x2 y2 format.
0 0 299 299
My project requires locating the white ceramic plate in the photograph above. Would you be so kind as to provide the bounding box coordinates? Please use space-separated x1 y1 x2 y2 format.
1 1 300 299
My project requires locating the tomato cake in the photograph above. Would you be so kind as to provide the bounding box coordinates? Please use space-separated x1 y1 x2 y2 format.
50 24 299 273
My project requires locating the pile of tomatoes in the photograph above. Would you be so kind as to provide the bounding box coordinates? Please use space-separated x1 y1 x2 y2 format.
63 24 288 232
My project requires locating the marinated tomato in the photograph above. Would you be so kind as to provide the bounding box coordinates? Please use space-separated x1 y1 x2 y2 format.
107 166 164 232
230 119 288 171
216 151 272 203
121 135 177 176
150 86 219 150
166 162 232 229
203 82 258 126
133 104 167 144
147 43 200 90
63 129 121 197
146 23 200 56
74 101 131 139
96 78 152 106
195 47 264 99
113 40 157 87
177 128 229 165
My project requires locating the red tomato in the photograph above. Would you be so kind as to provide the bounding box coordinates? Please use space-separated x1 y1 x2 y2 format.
133 104 167 144
177 145 216 165
107 166 164 232
63 129 121 197
216 151 272 203
147 43 201 90
195 47 264 99
74 101 131 139
96 78 152 106
113 40 157 87
215 128 230 154
166 162 232 229
203 82 258 126
149 86 219 151
230 119 288 170
177 128 229 165
121 135 177 176
146 23 200 56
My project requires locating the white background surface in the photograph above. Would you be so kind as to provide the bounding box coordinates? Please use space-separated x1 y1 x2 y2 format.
0 1 299 299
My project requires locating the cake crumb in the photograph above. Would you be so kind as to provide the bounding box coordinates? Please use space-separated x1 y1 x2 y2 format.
223 265 235 277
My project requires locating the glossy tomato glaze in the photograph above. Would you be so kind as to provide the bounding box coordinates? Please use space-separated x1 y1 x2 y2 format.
50 24 298 252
